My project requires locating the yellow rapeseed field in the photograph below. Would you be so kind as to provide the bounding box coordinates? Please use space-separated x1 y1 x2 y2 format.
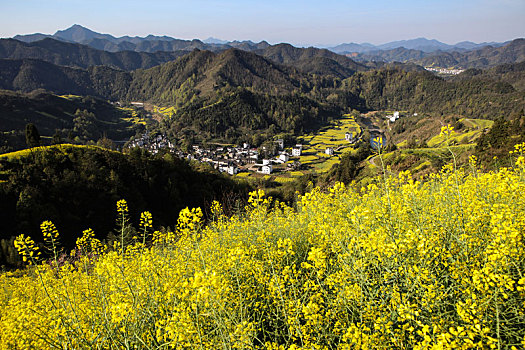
1 145 525 349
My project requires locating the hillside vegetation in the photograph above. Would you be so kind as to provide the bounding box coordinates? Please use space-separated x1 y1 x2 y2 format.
0 38 188 71
1 152 524 348
341 69 523 119
1 41 524 152
0 90 139 152
0 144 249 267
350 38 525 69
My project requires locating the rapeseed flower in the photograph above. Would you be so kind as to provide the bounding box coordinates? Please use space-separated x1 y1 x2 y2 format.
3 152 525 349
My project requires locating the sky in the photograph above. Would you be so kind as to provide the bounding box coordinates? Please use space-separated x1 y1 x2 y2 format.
1 0 524 46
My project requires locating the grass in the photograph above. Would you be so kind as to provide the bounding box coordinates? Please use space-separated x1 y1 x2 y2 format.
290 171 304 177
461 118 494 129
0 144 118 161
58 94 82 100
273 176 294 183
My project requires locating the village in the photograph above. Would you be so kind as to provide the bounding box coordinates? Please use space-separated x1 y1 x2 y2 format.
124 108 410 176
126 129 362 176
424 66 465 75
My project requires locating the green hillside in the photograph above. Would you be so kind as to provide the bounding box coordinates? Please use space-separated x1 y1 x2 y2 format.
0 90 139 152
0 144 249 267
0 38 188 71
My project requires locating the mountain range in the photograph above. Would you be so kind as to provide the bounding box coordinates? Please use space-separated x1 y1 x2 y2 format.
13 24 270 53
345 39 525 69
9 25 524 70
0 37 375 78
11 25 506 55
329 37 507 54
0 24 524 151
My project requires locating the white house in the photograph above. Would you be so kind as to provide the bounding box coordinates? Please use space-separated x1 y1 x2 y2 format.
256 164 273 174
325 147 334 156
262 159 271 165
292 144 303 157
279 152 290 162
260 164 273 174
345 132 354 142
275 139 284 150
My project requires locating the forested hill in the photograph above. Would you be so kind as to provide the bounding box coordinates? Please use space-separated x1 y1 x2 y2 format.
340 69 524 119
451 61 525 92
0 38 187 70
0 38 371 79
256 43 369 78
0 47 334 105
128 48 306 102
0 145 249 267
350 38 525 69
0 90 138 152
0 49 310 101
1 54 523 118
0 58 130 99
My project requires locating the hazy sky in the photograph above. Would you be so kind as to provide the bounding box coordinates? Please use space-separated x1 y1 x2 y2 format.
1 0 524 46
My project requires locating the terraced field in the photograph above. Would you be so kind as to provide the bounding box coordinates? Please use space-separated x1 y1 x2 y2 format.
153 106 176 118
426 118 494 147
267 114 362 182
368 117 491 179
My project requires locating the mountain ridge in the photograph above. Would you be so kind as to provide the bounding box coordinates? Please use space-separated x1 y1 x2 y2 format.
0 37 188 71
12 24 511 56
345 39 525 69
329 37 508 54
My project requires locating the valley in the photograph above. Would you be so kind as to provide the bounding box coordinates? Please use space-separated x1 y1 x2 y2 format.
0 15 524 349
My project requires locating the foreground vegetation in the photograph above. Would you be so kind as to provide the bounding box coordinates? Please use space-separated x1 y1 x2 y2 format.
1 144 524 349
0 144 249 268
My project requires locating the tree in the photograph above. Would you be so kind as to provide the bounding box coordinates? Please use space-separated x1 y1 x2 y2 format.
73 109 98 140
25 123 40 148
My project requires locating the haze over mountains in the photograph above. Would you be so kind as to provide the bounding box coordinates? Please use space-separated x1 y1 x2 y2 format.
329 38 507 54
13 24 270 53
12 24 506 54
7 24 524 70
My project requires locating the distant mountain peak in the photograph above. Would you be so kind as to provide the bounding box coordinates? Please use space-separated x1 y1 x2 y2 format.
54 24 115 43
54 24 95 35
203 37 229 45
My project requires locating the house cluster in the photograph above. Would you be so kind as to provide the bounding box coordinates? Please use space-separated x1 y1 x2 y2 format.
127 135 304 175
128 133 175 154
385 111 402 123
253 142 302 174
424 67 465 75
179 143 260 175
129 130 367 176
